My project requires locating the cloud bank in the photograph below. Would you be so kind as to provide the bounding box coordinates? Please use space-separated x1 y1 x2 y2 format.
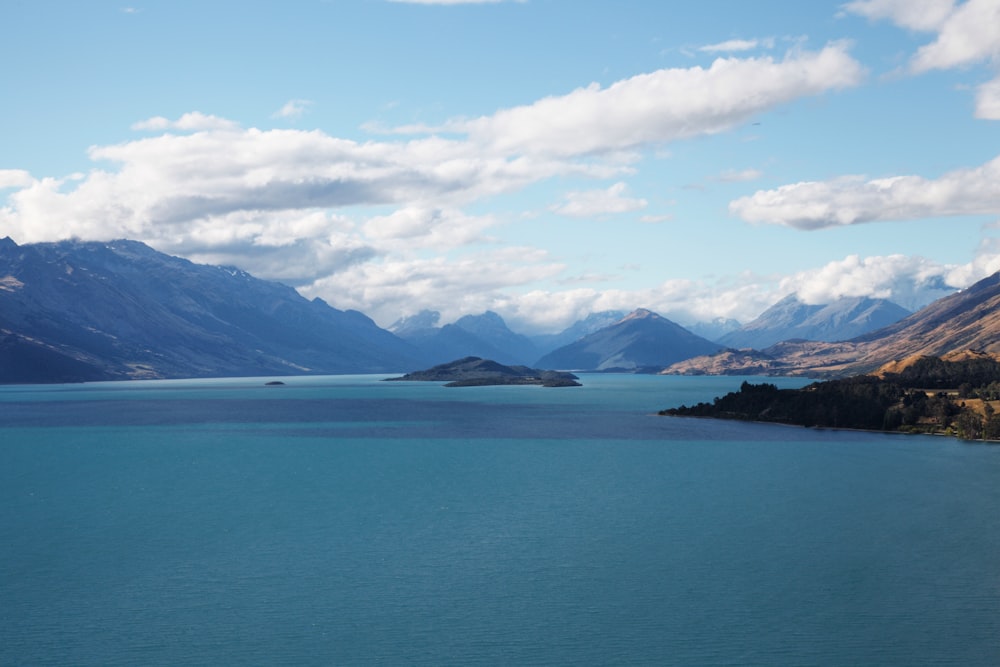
10 40 971 331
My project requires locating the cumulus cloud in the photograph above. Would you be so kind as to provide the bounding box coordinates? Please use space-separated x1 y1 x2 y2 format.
0 170 34 190
362 206 497 249
907 0 1000 72
730 154 1000 228
777 253 956 308
300 246 564 326
841 0 957 32
551 182 647 218
845 0 1000 120
1 124 616 248
493 251 980 333
450 43 864 157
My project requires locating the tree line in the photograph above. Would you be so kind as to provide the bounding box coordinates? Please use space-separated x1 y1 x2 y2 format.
661 355 1000 440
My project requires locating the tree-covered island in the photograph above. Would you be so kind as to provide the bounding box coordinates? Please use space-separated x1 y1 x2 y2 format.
660 353 1000 440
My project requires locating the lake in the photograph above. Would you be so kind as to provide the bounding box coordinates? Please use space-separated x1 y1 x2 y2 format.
1 373 999 665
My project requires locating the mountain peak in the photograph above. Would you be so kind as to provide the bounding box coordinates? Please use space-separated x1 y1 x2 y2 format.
621 308 660 322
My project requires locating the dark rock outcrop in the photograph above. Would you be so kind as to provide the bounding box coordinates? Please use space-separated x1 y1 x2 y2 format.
385 356 580 387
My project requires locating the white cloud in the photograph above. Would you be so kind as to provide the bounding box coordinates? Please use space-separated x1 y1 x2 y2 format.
362 206 497 249
300 247 563 326
845 0 1000 120
4 44 860 250
1 124 612 247
778 253 956 308
273 99 313 120
0 170 33 190
976 76 1000 119
551 182 647 218
131 112 240 132
841 0 956 32
698 38 774 53
451 43 865 157
491 251 979 333
908 0 1000 72
730 154 1000 228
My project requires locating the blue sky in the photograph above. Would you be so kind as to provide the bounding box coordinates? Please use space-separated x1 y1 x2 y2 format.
2 0 1000 332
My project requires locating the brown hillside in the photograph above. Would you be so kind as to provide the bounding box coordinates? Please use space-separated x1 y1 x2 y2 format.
664 272 1000 377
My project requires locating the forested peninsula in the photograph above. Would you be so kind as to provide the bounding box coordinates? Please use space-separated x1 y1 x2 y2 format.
661 354 1000 440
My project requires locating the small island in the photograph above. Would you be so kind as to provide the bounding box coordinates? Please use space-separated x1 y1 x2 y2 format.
660 353 1000 441
385 356 581 387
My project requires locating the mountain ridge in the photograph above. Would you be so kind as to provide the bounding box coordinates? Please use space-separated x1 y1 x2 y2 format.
0 238 422 382
665 272 1000 377
536 308 722 371
718 295 910 349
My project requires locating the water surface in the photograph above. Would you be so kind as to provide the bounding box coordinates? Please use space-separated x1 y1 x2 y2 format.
2 374 998 665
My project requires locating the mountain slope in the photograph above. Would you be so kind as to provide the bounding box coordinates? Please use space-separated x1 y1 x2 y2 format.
536 308 722 371
718 295 910 349
666 272 1000 376
390 310 539 365
529 310 627 355
0 238 421 382
847 273 1000 369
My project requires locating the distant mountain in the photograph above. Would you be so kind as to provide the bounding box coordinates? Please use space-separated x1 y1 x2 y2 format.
535 308 723 371
390 310 539 366
685 317 742 343
0 238 421 382
666 273 1000 376
529 310 627 355
718 295 910 349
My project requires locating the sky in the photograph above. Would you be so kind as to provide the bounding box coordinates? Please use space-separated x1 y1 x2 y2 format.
2 0 1000 334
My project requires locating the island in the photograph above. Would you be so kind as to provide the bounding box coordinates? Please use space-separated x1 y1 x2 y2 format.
385 356 581 387
660 353 1000 441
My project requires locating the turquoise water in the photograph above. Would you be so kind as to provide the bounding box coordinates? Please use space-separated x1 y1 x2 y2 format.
2 374 999 665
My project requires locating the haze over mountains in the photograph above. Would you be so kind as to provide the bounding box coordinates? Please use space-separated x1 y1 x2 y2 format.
390 310 540 367
718 295 911 349
2 237 996 383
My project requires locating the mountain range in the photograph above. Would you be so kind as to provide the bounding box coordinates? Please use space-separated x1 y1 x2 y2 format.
717 295 910 349
390 310 540 366
3 237 1000 383
666 272 1000 376
0 238 421 382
